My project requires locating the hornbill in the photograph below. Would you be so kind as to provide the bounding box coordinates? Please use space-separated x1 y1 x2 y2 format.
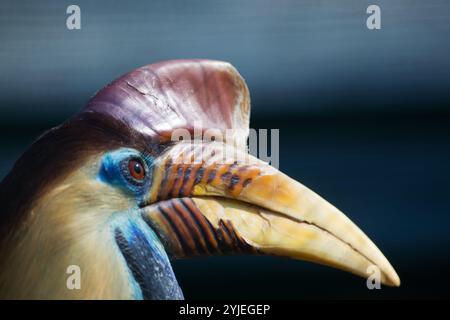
0 60 400 299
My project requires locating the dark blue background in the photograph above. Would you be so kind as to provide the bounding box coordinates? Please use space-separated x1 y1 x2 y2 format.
1 0 449 298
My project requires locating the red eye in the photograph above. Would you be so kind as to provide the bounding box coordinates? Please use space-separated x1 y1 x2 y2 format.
128 159 145 180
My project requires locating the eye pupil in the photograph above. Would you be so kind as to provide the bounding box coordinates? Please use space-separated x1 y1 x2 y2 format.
128 159 145 180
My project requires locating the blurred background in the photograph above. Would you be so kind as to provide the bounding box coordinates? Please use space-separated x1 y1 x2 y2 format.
1 0 449 298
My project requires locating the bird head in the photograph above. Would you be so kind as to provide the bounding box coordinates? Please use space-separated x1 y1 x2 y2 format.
0 60 399 299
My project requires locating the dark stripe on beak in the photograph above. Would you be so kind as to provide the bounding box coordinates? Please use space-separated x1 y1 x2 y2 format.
178 198 219 254
142 198 257 258
171 200 208 255
157 206 192 255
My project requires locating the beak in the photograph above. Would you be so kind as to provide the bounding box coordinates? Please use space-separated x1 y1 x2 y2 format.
141 141 400 287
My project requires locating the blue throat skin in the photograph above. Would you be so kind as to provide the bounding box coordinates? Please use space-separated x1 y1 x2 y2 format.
111 214 184 300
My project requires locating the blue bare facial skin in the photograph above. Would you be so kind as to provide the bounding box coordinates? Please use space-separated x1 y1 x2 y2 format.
98 148 154 198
